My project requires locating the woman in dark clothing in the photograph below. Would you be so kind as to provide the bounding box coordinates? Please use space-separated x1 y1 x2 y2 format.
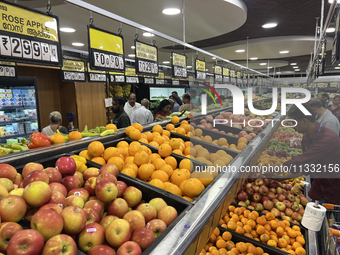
154 100 172 120
328 95 340 123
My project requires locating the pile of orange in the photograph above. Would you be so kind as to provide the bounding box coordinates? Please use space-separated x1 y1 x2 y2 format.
199 227 270 255
218 205 306 255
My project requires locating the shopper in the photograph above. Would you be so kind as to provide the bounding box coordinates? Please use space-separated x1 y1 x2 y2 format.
190 89 201 107
322 93 331 107
327 95 340 123
172 91 183 106
154 99 172 120
112 96 131 129
124 93 141 120
131 98 153 125
308 99 340 135
179 93 198 112
168 99 175 113
169 95 180 112
263 103 340 205
42 111 68 136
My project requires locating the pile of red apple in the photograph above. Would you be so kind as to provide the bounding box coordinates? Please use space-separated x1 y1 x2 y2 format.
0 157 179 255
234 177 308 225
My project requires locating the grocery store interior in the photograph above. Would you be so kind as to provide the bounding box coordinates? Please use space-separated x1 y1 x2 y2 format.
0 0 340 254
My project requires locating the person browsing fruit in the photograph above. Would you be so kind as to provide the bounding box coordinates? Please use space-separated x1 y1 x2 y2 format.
263 103 340 205
190 89 201 107
131 98 153 125
171 91 183 106
42 111 68 136
169 95 180 112
322 93 332 107
124 93 141 121
179 93 198 112
112 97 131 129
154 100 172 121
327 95 340 123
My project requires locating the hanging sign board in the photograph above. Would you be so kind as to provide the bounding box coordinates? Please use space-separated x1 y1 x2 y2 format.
330 82 339 88
88 26 124 72
155 71 165 85
125 67 139 83
172 78 180 85
214 65 222 83
87 62 106 82
172 51 187 78
61 59 85 82
317 82 328 88
209 76 214 86
135 40 158 76
195 58 206 80
293 82 301 88
247 74 251 87
242 72 247 87
109 71 125 83
236 71 242 86
0 1 62 66
188 75 194 86
223 67 230 83
230 70 236 85
0 61 16 78
144 75 154 84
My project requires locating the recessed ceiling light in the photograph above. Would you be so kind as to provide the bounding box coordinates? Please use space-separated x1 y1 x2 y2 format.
293 66 299 69
163 61 170 64
290 63 297 65
262 23 278 28
212 57 216 60
206 69 208 71
295 69 300 71
335 67 340 69
187 66 192 68
250 57 258 60
276 72 281 74
326 27 336 33
235 49 245 53
143 32 154 37
260 63 267 65
128 54 135 57
60 27 75 33
131 46 135 49
162 8 181 15
280 51 289 54
267 67 273 69
72 42 84 47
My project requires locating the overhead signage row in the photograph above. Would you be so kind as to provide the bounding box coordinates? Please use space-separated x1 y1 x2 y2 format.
135 40 158 76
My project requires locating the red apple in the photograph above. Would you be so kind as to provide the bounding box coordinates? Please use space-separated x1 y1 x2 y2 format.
99 215 119 230
61 206 87 235
7 229 44 255
22 163 44 178
146 219 167 238
0 178 13 192
105 219 132 248
0 195 26 222
0 164 17 182
100 164 119 177
131 227 156 251
84 199 104 216
49 191 66 209
55 157 76 177
137 203 157 223
149 198 167 213
88 245 116 255
107 198 129 218
83 167 100 181
97 173 117 185
117 241 142 255
24 208 38 221
95 181 118 203
157 206 177 226
61 176 81 192
123 187 142 208
73 171 84 187
31 209 64 241
66 195 85 208
123 210 145 232
78 223 105 253
116 181 128 198
49 182 67 196
84 177 97 196
0 222 23 253
13 173 22 186
68 188 89 202
41 234 77 255
43 167 62 183
84 207 100 224
39 203 63 214
23 181 52 208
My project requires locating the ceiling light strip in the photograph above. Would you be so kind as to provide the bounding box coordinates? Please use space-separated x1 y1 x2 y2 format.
64 0 269 77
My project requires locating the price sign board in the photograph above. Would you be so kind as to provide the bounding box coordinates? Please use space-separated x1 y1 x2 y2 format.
125 67 139 84
109 71 125 83
87 62 106 82
155 71 165 85
144 75 154 84
188 75 194 86
195 58 206 80
317 82 328 88
88 26 124 72
214 65 222 83
172 51 187 78
242 72 247 87
0 61 16 78
330 82 339 88
61 59 85 82
293 82 301 88
135 40 158 76
223 67 230 83
0 1 62 66
172 78 179 85
209 76 214 86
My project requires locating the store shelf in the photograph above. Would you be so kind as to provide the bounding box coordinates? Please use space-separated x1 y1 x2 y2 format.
0 118 37 125
0 134 26 140
0 105 36 110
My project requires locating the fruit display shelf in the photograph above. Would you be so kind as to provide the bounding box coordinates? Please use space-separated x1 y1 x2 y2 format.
14 154 192 255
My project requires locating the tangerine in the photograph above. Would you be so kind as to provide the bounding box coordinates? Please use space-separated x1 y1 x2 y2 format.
295 247 306 255
50 134 65 144
132 123 143 132
88 141 105 158
129 129 142 140
79 150 91 160
179 158 193 171
153 136 165 146
149 179 165 190
152 125 163 133
267 240 277 248
128 142 142 156
171 116 180 124
153 158 166 170
124 163 139 175
170 170 188 187
117 141 129 148
134 151 150 166
166 124 175 131
278 238 288 248
68 131 82 141
182 178 204 198
138 164 154 181
107 157 124 171
151 170 169 182
105 124 117 131
158 144 172 157
164 156 177 170
103 147 121 162
159 164 174 177
125 126 134 136
121 168 137 178
176 127 186 135
164 182 182 197
91 157 106 165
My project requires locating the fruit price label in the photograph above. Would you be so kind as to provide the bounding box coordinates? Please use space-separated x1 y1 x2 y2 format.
293 82 301 88
330 82 339 88
61 59 86 82
188 75 194 86
109 71 125 83
125 67 139 84
135 40 158 76
172 78 179 85
0 1 62 66
0 61 16 78
223 67 230 83
195 58 206 81
87 62 106 82
144 76 154 84
88 26 124 72
155 71 164 85
172 51 187 78
214 65 222 83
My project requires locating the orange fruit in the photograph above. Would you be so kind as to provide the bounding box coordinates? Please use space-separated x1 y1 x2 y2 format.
278 238 288 248
88 141 105 158
107 157 124 171
256 217 266 225
159 164 174 177
117 141 129 148
134 151 150 166
227 221 237 231
276 227 284 237
292 242 302 250
170 170 188 187
222 231 232 241
79 150 91 160
132 123 143 132
149 153 161 162
179 158 193 171
182 178 204 198
256 247 264 255
237 137 247 145
288 229 297 238
169 138 181 150
158 144 172 158
153 158 166 170
151 170 169 182
270 220 278 230
164 182 182 197
236 242 247 252
171 116 180 124
265 212 275 221
153 136 165 146
164 156 177 170
166 124 175 131
125 156 134 164
149 179 165 190
176 127 186 135
138 164 154 181
247 245 257 254
141 145 151 155
296 236 305 245
121 168 137 178
295 247 306 255
172 149 183 156
50 134 65 144
128 142 142 156
216 239 227 249
144 132 154 142
91 157 106 165
129 129 141 140
237 143 247 151
105 124 117 131
117 147 127 158
152 125 163 133
182 196 193 202
267 240 277 248
124 163 139 175
103 147 121 161
235 226 245 235
162 130 170 137
179 169 191 179
138 138 149 144
256 225 265 235
68 131 82 141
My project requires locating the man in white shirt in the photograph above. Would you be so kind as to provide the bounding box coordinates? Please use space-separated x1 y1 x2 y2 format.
131 99 154 125
124 93 141 120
